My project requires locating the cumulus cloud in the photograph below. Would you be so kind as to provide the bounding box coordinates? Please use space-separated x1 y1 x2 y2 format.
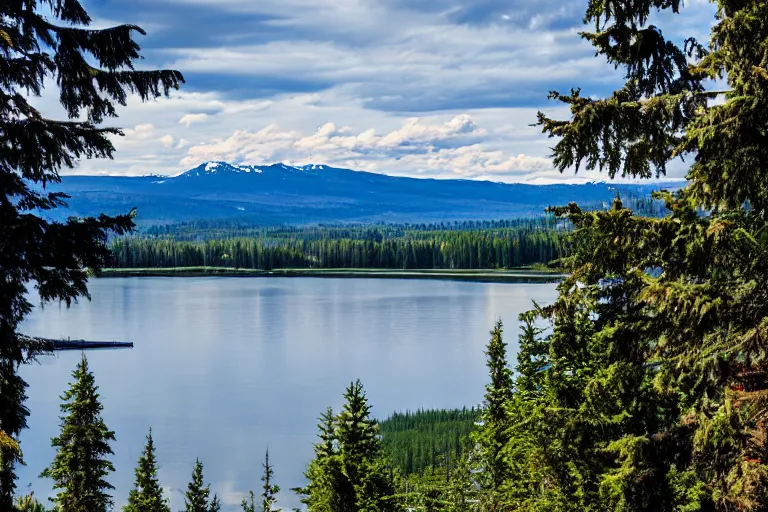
177 114 550 180
36 0 715 183
179 113 208 127
159 134 175 147
123 123 155 139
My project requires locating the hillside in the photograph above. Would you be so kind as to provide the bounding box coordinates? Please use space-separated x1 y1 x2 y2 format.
47 162 684 225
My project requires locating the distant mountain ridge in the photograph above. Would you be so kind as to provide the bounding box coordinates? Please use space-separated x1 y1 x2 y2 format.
46 162 686 226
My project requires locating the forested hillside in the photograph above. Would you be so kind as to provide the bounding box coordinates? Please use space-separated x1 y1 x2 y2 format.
44 163 679 226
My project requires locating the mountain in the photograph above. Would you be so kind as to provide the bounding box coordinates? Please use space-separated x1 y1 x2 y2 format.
44 162 685 226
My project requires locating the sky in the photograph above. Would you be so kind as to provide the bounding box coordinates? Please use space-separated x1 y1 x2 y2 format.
42 0 717 183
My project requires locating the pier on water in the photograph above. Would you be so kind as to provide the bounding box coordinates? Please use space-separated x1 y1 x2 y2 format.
19 335 133 351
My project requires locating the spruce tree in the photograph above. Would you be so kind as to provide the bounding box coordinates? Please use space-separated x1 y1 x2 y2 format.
124 428 169 512
241 490 257 512
299 383 397 512
0 1 182 506
209 494 221 512
184 459 210 512
40 354 116 511
471 320 512 507
297 407 344 512
336 380 397 512
497 0 768 510
14 492 46 512
260 449 281 512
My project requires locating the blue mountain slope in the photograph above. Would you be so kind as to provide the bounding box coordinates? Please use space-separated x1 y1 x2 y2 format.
47 162 685 225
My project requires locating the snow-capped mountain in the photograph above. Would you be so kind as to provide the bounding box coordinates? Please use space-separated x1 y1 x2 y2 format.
47 162 684 226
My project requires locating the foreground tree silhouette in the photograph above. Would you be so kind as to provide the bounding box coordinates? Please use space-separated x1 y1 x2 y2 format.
493 0 768 510
0 1 183 505
40 354 116 511
124 428 169 512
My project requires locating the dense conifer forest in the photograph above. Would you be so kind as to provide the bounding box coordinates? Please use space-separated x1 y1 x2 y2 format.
378 409 480 477
108 193 667 271
109 219 567 270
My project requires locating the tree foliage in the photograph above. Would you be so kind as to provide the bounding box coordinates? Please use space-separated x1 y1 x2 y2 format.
0 0 182 506
472 0 768 510
261 449 281 512
298 381 397 512
124 428 169 512
184 459 211 512
379 408 479 476
471 320 513 508
112 220 567 271
40 354 116 512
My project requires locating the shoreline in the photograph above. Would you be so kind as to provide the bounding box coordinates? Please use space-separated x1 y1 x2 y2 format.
98 267 565 284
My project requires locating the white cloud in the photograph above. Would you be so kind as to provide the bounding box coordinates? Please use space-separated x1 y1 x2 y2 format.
42 86 687 183
123 123 156 139
177 114 534 179
178 113 208 127
29 0 715 184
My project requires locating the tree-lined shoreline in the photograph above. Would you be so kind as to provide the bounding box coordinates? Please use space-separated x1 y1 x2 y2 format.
96 267 565 283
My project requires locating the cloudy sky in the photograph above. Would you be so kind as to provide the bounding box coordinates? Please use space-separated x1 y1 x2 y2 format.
46 0 716 183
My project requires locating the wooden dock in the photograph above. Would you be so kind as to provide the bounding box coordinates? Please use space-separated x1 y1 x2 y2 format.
35 337 134 351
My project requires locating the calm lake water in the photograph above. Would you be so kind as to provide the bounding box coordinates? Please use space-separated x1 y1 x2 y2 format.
18 277 557 510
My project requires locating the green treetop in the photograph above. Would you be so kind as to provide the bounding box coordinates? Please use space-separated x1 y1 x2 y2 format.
124 427 169 512
185 459 211 512
40 354 116 512
471 320 513 507
261 449 281 512
299 382 397 512
336 380 397 512
0 0 182 506
297 407 344 512
209 494 222 512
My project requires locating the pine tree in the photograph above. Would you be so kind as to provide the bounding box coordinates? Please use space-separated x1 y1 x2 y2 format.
209 494 222 512
40 354 116 511
497 0 768 510
0 1 182 506
185 459 210 512
14 491 46 512
471 320 512 508
514 310 547 396
124 428 169 512
336 380 397 512
444 454 476 512
297 407 344 512
241 490 257 512
260 449 281 512
299 383 397 512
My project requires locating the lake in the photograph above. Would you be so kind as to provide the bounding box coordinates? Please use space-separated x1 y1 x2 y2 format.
18 277 557 510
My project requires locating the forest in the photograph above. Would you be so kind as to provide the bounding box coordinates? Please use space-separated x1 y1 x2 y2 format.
378 408 480 477
109 194 668 271
109 220 567 270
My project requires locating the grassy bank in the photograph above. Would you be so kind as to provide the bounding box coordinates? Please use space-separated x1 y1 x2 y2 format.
98 267 565 283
